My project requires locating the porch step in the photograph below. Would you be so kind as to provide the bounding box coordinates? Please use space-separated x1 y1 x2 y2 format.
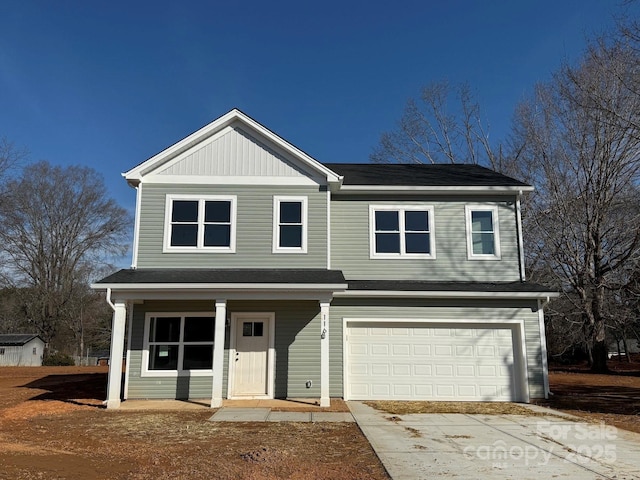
209 407 354 423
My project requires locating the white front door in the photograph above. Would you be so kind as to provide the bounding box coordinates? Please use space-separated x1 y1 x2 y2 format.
230 313 274 398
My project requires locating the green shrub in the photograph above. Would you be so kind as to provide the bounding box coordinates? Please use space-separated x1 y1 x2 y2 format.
43 352 75 366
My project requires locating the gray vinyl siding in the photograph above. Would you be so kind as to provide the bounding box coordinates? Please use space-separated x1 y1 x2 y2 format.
328 298 545 400
126 300 322 400
127 301 221 399
136 184 327 268
227 300 321 398
331 195 521 281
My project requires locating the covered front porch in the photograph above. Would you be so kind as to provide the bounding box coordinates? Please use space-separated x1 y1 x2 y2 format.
91 269 347 409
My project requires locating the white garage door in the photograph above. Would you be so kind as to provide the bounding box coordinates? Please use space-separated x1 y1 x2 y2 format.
346 322 518 401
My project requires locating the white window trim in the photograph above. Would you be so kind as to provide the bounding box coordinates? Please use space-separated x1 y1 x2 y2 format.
465 205 501 260
163 194 237 253
272 196 308 253
141 311 216 377
369 205 436 259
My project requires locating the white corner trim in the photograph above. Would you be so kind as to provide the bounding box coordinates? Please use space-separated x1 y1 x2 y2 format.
465 205 501 260
326 189 331 269
272 196 308 254
538 299 551 398
516 193 526 281
131 184 142 268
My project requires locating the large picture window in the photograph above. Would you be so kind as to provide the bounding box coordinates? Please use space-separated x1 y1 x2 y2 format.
273 196 307 253
465 205 501 259
369 205 435 258
164 195 236 252
145 314 215 375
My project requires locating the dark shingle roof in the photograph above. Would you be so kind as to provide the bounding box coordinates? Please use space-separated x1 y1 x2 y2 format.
347 280 554 293
0 334 42 346
95 269 347 285
323 163 530 187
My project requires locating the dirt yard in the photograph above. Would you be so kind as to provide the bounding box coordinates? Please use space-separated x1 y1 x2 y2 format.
0 367 388 480
536 359 640 434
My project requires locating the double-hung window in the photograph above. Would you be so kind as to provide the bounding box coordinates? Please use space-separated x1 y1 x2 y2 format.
273 196 307 253
164 195 236 252
465 205 501 259
369 205 435 258
145 313 215 375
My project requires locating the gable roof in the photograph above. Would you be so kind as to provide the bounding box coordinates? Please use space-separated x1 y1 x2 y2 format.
0 334 43 346
124 109 342 186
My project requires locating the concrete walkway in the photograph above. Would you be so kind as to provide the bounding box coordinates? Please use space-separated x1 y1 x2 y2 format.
209 407 354 423
348 401 640 480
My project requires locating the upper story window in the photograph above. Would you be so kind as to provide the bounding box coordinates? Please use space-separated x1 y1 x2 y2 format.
465 205 501 259
369 205 435 258
144 313 215 376
273 196 307 253
164 195 236 252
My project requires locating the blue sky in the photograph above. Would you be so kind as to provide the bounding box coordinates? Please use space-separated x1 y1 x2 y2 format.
0 1 634 219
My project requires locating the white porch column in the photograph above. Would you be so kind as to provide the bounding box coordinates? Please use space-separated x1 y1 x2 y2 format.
211 299 227 408
106 300 127 409
320 301 331 407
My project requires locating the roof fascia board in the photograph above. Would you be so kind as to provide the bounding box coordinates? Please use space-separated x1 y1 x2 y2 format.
92 282 348 291
334 185 534 195
139 175 322 186
123 109 342 185
335 290 559 299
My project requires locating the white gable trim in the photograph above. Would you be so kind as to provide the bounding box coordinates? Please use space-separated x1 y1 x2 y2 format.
124 109 342 186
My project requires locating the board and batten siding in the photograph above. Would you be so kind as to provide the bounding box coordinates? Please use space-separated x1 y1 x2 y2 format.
330 195 521 281
136 184 327 268
328 298 545 399
0 339 44 367
127 300 324 400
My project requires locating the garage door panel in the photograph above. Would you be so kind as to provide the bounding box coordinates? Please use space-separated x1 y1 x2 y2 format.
346 322 519 401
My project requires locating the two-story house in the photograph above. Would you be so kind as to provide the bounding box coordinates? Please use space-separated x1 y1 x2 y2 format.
93 109 557 409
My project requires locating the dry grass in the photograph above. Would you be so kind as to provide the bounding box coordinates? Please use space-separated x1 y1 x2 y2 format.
365 400 554 416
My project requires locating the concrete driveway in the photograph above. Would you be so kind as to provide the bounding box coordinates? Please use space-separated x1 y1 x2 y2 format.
348 401 640 480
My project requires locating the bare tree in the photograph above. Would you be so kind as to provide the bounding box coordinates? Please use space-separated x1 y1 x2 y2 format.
511 40 640 372
0 138 28 199
0 161 130 348
370 81 506 170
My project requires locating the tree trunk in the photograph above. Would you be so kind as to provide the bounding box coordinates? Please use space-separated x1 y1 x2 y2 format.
591 339 609 372
622 337 631 363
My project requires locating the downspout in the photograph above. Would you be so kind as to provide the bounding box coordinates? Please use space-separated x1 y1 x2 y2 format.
106 288 116 311
516 190 526 281
538 296 551 398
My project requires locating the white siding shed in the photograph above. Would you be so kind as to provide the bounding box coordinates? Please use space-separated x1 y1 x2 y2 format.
0 334 45 366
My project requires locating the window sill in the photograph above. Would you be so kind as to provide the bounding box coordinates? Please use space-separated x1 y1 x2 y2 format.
162 247 236 254
141 369 214 378
370 253 436 260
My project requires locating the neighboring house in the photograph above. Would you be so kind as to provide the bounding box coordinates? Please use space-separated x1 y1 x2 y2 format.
0 334 45 367
92 109 558 409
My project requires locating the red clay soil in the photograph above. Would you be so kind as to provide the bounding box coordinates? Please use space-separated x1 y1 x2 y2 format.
0 367 388 480
535 358 640 434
